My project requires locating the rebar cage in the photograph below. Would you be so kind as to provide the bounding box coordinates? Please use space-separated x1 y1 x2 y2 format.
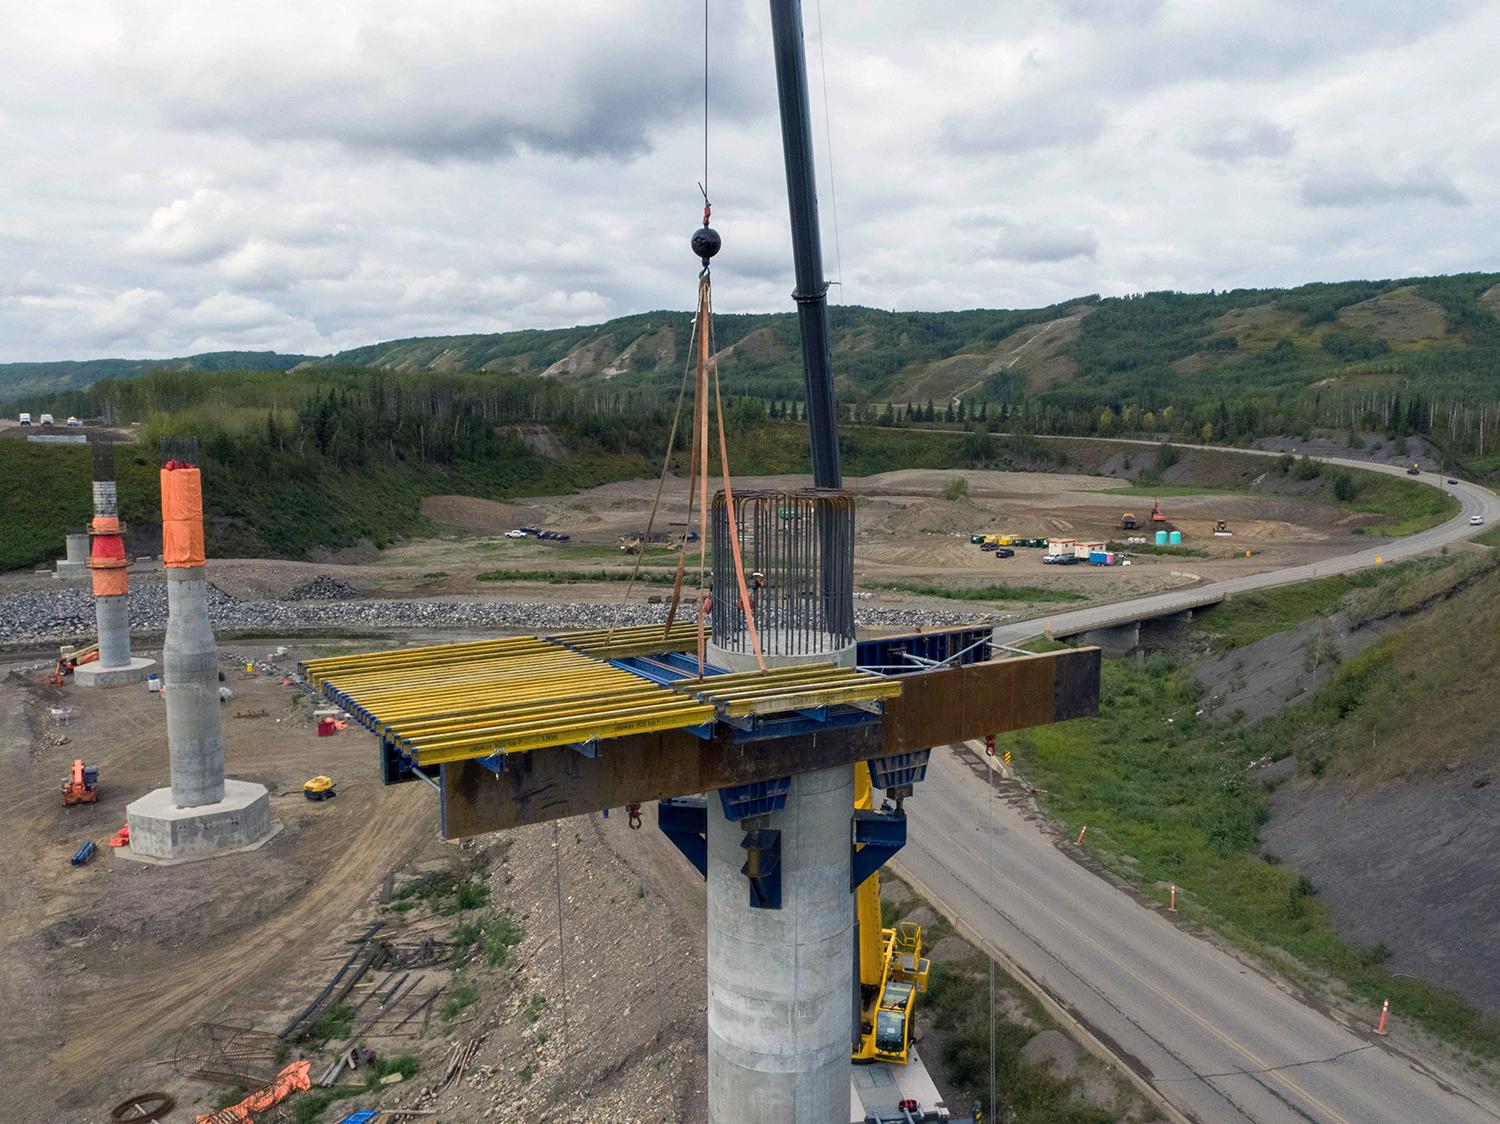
710 488 855 659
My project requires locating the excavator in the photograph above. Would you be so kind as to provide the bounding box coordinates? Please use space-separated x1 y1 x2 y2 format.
852 762 930 1064
1150 497 1175 533
61 759 99 806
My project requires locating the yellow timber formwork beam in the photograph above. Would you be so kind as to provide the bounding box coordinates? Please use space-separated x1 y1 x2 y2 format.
302 631 903 769
301 636 549 687
682 664 902 718
548 622 698 659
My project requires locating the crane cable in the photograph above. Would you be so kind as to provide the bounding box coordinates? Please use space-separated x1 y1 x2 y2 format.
813 0 844 301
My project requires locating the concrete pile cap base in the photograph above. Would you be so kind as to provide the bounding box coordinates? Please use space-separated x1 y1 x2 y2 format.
122 778 281 865
74 656 156 688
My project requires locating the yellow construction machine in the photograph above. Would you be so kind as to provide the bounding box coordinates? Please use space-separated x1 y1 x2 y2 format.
851 762 930 1064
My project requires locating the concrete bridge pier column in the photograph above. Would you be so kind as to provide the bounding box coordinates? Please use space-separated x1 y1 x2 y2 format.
706 763 855 1124
1139 609 1193 650
1081 621 1140 657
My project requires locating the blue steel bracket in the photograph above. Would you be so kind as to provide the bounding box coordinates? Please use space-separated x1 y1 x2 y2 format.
867 749 931 792
476 752 507 776
851 808 907 890
741 827 783 910
719 777 792 820
657 798 708 879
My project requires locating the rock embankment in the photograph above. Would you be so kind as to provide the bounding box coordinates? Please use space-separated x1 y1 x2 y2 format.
0 580 989 647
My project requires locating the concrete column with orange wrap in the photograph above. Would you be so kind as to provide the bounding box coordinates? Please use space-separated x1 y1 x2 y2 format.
125 442 277 863
75 443 155 688
159 455 223 806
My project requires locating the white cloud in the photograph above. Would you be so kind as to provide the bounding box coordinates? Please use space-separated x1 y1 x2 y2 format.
0 0 1496 361
1300 169 1470 208
994 223 1100 263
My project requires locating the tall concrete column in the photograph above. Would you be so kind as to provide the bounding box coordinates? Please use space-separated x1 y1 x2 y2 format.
126 449 274 864
707 764 855 1124
95 595 130 667
164 568 225 807
75 459 155 687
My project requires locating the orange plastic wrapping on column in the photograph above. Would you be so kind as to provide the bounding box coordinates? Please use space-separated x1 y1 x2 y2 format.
92 567 128 597
90 529 128 596
160 465 206 568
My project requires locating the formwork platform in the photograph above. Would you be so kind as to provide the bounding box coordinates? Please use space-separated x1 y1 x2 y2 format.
299 626 902 773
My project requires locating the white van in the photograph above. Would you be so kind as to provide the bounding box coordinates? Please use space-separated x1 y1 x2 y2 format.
18 413 31 426
38 413 54 426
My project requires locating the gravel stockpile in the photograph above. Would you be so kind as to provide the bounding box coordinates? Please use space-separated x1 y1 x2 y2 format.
285 575 362 601
0 586 989 647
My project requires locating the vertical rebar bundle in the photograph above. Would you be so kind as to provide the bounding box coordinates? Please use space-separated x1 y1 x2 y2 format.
710 488 854 659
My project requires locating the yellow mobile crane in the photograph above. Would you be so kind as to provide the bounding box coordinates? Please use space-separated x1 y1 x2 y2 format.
852 762 931 1064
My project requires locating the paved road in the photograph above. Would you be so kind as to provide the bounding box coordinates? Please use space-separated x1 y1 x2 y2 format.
993 452 1500 644
899 744 1500 1124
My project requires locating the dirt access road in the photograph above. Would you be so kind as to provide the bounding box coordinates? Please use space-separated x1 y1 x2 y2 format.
0 648 438 1123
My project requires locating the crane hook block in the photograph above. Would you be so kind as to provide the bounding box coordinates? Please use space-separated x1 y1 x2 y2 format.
692 225 721 267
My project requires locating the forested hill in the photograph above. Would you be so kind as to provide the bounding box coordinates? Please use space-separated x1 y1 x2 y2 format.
9 273 1500 464
0 350 312 398
303 272 1500 411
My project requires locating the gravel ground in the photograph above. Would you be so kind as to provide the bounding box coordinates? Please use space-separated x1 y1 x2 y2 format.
0 580 988 647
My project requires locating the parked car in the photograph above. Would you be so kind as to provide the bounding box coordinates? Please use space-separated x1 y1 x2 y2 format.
980 541 999 552
506 529 527 538
38 412 54 425
1055 554 1080 565
1448 478 1459 484
66 416 82 427
1471 516 1486 526
994 547 1015 559
1041 553 1059 565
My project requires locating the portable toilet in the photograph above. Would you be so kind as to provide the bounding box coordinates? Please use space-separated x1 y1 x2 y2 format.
1089 550 1108 565
1169 531 1182 546
1154 530 1168 546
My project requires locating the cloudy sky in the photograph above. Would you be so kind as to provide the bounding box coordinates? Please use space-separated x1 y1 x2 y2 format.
1 0 1496 362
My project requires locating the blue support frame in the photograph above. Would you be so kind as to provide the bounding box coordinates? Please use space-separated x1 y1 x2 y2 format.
855 625 992 673
658 798 708 877
851 808 907 889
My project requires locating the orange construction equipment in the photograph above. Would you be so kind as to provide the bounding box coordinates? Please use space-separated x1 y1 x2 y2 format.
195 1060 312 1124
61 759 99 805
108 823 131 848
1150 498 1168 524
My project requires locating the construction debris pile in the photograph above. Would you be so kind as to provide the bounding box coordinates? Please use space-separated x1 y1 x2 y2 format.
285 575 362 601
0 585 988 647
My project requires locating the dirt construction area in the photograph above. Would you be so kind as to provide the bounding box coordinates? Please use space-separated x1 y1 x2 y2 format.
100 468 1378 626
0 637 726 1124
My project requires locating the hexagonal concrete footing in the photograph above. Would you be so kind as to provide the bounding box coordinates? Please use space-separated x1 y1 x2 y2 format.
74 656 157 688
121 779 280 865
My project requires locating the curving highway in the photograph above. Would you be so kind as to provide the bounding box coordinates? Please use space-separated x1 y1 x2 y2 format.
993 450 1500 645
906 449 1500 1122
